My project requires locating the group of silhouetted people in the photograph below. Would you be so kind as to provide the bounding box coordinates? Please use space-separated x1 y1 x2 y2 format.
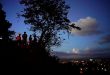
16 32 37 48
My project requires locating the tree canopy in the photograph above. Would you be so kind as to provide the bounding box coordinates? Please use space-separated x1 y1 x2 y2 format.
0 3 14 40
20 0 71 50
20 0 80 50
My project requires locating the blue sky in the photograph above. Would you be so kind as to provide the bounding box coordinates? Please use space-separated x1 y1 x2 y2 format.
1 0 110 56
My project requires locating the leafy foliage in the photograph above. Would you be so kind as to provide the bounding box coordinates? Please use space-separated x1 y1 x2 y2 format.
0 3 15 40
20 0 70 50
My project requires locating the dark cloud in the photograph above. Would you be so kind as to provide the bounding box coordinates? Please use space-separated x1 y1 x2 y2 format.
70 17 102 36
52 51 87 59
53 47 110 59
86 47 110 54
99 34 110 44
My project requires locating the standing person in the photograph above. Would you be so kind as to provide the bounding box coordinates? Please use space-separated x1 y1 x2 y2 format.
29 35 32 44
33 34 37 42
22 32 27 46
16 33 21 47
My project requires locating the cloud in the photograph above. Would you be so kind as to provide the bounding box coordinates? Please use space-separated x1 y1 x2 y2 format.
71 17 101 36
99 34 110 44
53 47 110 58
52 51 73 58
85 47 91 51
83 46 110 54
65 48 80 54
71 48 79 54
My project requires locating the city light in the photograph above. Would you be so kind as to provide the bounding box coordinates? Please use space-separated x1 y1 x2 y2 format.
59 58 110 74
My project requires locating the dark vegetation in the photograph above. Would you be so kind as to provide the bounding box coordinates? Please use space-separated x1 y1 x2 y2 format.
0 0 109 74
0 0 80 73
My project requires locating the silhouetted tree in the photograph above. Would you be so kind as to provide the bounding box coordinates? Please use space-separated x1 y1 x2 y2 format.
19 0 82 65
20 0 80 50
20 0 71 50
0 3 14 41
70 23 81 30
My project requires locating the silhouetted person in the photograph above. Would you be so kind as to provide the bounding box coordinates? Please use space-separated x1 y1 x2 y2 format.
22 32 27 46
16 33 21 47
29 35 32 44
33 34 37 42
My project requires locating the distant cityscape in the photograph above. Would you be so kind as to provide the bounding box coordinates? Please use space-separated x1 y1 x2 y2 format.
59 58 110 75
51 51 110 74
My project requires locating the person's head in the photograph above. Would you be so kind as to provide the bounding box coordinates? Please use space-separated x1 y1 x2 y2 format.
19 34 21 36
30 35 32 37
24 32 26 34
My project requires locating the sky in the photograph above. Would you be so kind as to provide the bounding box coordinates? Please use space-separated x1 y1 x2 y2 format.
0 0 110 58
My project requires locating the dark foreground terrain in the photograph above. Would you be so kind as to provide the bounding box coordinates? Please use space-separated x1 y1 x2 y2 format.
0 40 110 75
